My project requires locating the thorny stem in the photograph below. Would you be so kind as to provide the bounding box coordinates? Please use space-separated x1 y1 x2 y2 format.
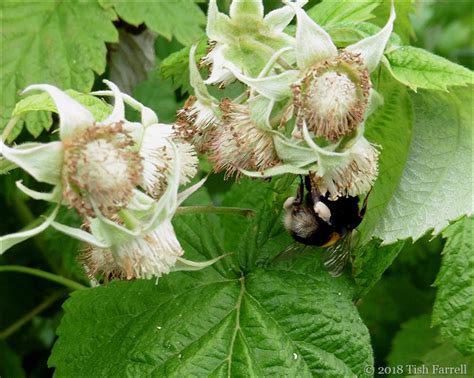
0 290 66 339
0 265 87 291
175 206 255 217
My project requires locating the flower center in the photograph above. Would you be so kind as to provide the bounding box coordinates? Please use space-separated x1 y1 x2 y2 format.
310 71 358 118
293 51 370 142
63 123 143 217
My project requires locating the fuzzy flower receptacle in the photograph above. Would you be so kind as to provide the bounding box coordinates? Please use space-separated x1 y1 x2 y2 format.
0 82 220 280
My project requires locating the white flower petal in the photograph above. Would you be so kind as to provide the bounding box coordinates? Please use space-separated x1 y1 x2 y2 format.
264 1 307 32
92 89 158 127
365 88 384 119
22 84 94 140
97 80 125 126
257 46 294 78
301 120 351 176
127 189 155 212
111 220 184 280
1 204 60 254
190 44 217 104
177 177 207 206
273 133 319 167
230 0 264 20
16 180 62 202
290 2 337 69
248 96 274 129
172 254 229 272
91 201 142 239
142 142 181 233
226 66 298 100
177 142 198 185
50 221 111 249
139 124 174 196
240 164 310 178
207 0 232 41
346 2 396 73
0 141 63 185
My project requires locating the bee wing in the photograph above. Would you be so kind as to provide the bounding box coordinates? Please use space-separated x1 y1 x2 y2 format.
323 234 352 277
267 242 307 266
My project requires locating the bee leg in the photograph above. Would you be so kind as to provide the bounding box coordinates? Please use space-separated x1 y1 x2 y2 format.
359 189 372 217
294 176 304 206
305 174 324 205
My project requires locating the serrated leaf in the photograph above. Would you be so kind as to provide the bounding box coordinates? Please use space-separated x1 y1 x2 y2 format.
359 72 413 243
353 239 406 298
387 314 439 368
432 217 474 355
385 46 474 91
100 0 205 46
160 40 207 94
0 2 118 133
50 268 372 376
326 20 402 48
372 87 473 244
412 342 474 377
50 185 373 376
12 91 112 122
308 0 382 26
24 111 52 139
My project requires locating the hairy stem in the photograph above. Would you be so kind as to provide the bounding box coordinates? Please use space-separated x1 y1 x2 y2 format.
175 206 255 217
0 290 66 339
0 265 87 291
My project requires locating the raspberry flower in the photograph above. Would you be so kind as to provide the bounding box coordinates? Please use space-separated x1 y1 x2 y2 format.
0 82 219 280
232 1 396 141
179 0 395 198
175 0 304 153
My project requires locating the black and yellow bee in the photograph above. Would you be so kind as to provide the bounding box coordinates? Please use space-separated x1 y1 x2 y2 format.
282 175 369 276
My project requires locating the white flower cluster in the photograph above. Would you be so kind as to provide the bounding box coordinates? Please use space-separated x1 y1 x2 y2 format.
0 81 221 280
177 0 396 199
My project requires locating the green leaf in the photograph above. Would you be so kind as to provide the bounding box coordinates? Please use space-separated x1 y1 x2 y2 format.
1 2 118 133
412 342 473 377
160 40 207 94
0 158 17 175
0 341 25 378
12 90 112 123
132 72 177 124
432 217 474 355
50 183 373 376
385 46 474 91
387 314 439 368
100 0 206 46
50 268 372 376
352 239 406 298
372 0 415 43
359 72 413 243
372 87 473 244
326 21 402 48
308 0 382 26
23 111 53 139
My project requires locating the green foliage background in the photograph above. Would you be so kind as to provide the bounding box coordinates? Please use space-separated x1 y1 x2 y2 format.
0 0 472 377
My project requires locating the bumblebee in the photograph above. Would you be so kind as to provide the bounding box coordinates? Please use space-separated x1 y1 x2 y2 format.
282 176 368 276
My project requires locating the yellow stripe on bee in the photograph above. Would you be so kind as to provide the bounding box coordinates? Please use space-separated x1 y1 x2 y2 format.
321 232 341 248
